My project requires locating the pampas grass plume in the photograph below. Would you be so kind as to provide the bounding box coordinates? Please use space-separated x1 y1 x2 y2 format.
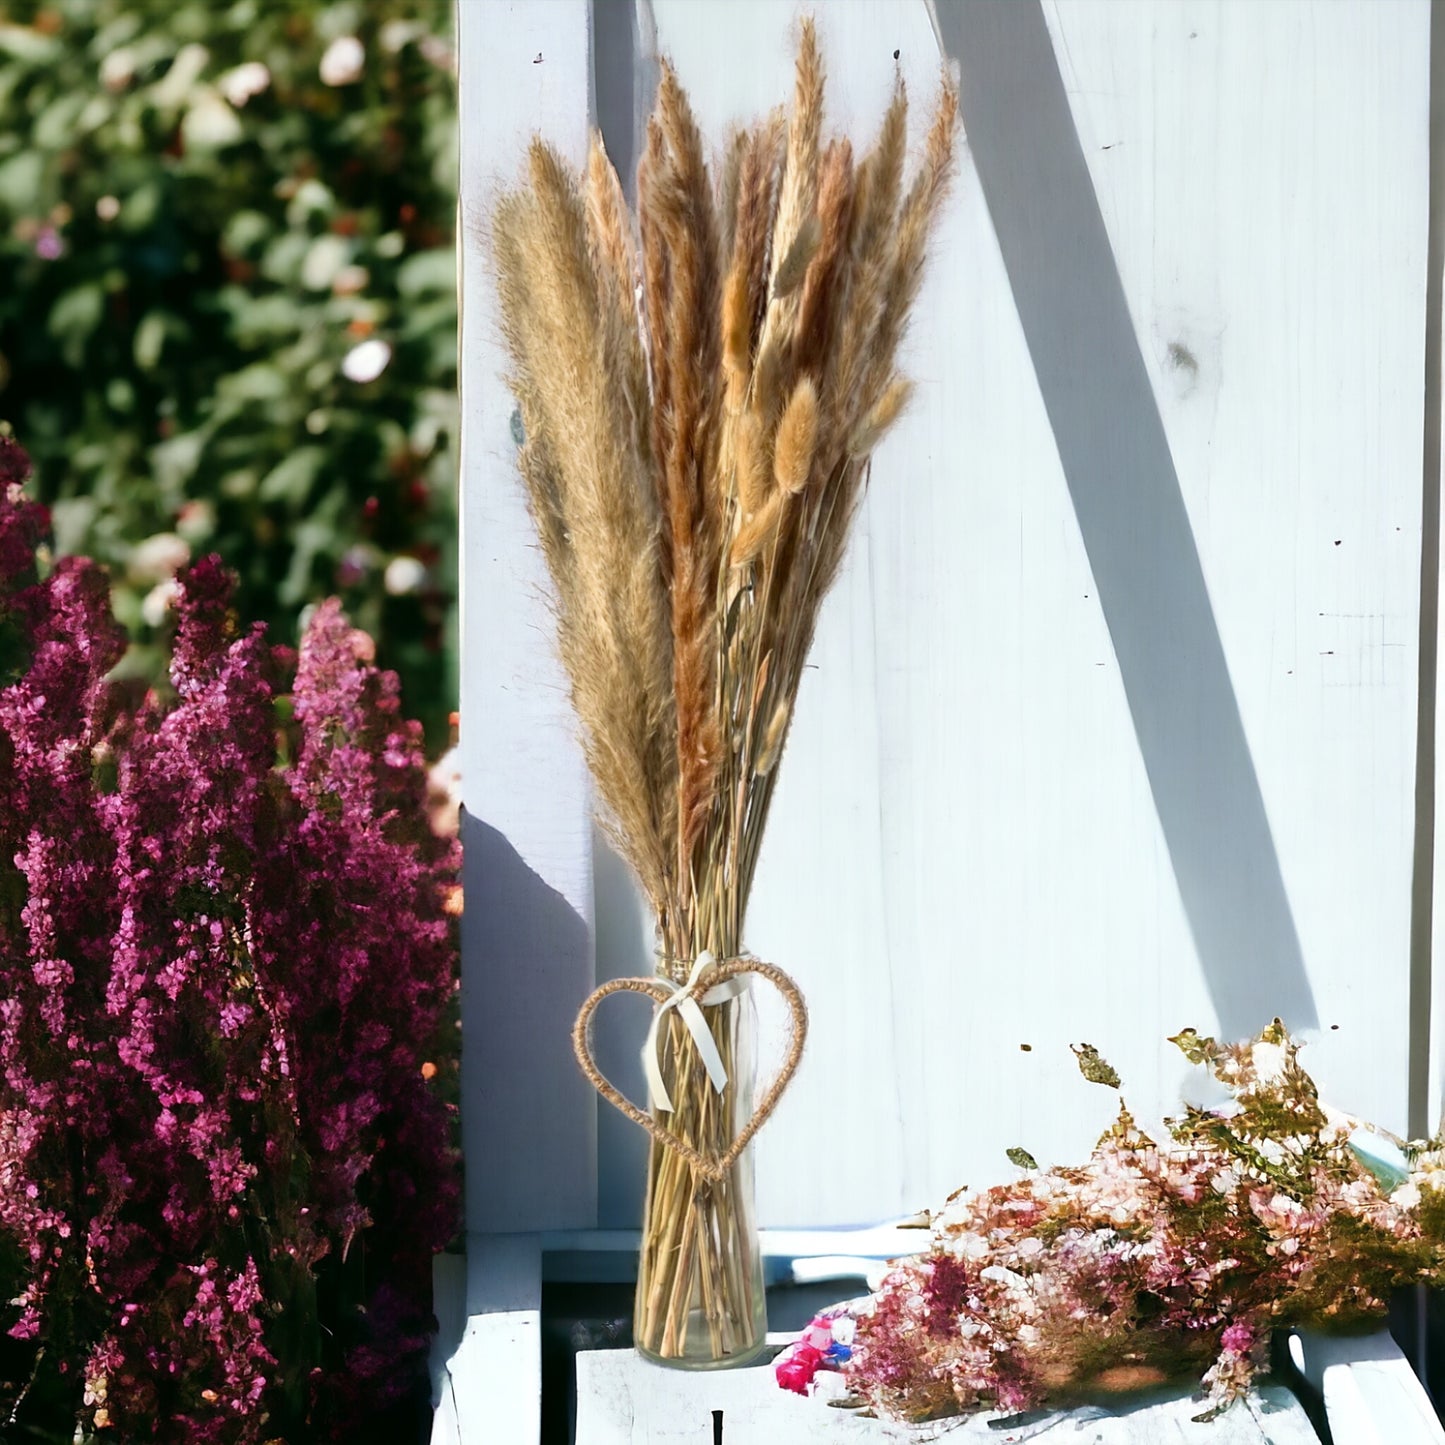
851 377 913 457
774 379 819 494
754 699 791 777
772 212 821 299
730 489 790 568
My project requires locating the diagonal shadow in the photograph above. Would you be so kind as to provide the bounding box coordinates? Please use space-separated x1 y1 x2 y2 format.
931 0 1318 1036
590 0 660 205
589 0 664 1230
588 826 654 1228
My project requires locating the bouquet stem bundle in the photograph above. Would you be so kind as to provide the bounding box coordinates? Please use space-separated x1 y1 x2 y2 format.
635 994 763 1361
493 18 957 1364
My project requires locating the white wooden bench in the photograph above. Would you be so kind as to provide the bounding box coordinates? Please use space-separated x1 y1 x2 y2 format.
447 0 1444 1439
572 1352 1320 1444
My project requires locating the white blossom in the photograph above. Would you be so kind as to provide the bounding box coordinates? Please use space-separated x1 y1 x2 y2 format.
141 579 180 628
219 61 271 107
320 36 365 86
129 533 190 584
341 338 391 384
384 556 427 596
100 49 136 92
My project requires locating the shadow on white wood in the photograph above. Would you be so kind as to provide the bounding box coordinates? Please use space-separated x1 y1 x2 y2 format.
1290 1327 1445 1445
458 0 597 1236
430 1239 542 1445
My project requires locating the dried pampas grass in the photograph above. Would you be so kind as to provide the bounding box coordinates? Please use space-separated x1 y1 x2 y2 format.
493 15 958 1363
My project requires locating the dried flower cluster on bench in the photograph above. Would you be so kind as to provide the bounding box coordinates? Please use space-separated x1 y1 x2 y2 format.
781 1022 1442 1422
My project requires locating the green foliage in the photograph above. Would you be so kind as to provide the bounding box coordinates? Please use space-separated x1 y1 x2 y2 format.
0 0 458 746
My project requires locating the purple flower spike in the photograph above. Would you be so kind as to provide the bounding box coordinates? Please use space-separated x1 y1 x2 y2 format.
0 441 459 1442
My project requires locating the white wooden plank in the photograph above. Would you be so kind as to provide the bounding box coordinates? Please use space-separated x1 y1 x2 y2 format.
1425 0 1445 1145
457 0 598 1232
424 1387 459 1445
429 1251 467 1409
573 1349 1320 1445
1036 0 1429 1140
1290 1327 1445 1445
539 1223 925 1260
539 1223 922 1285
428 1385 462 1445
438 1234 543 1445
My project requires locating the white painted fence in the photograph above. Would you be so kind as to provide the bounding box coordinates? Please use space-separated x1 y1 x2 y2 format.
447 0 1440 1437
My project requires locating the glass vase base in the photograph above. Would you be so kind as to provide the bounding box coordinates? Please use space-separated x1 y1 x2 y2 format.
635 1321 771 1371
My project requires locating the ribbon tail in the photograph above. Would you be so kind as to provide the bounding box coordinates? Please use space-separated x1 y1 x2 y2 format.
677 996 729 1094
639 953 733 1113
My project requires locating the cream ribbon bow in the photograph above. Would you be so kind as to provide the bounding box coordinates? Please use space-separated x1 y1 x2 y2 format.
641 951 750 1113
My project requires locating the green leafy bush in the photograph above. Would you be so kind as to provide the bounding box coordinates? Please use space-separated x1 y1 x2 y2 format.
0 0 458 746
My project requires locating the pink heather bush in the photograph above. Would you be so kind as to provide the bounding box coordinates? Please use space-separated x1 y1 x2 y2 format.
0 436 459 1442
845 1022 1439 1423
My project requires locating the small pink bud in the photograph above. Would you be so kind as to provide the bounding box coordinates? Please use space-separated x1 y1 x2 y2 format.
775 1343 823 1395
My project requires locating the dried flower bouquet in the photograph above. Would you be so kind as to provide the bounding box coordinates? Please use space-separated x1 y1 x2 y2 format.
492 20 957 1364
814 1023 1445 1423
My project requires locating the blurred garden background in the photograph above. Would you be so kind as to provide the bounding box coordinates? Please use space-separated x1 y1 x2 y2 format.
0 0 459 751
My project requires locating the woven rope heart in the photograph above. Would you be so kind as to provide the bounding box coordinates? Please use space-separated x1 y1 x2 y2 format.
572 957 808 1184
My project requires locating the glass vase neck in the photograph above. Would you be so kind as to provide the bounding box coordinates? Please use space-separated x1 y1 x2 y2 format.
653 947 751 986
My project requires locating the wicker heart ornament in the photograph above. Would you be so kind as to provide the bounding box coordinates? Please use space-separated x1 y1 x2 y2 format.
572 956 808 1184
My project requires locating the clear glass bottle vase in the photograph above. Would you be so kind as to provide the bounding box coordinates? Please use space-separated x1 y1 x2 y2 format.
633 961 768 1368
